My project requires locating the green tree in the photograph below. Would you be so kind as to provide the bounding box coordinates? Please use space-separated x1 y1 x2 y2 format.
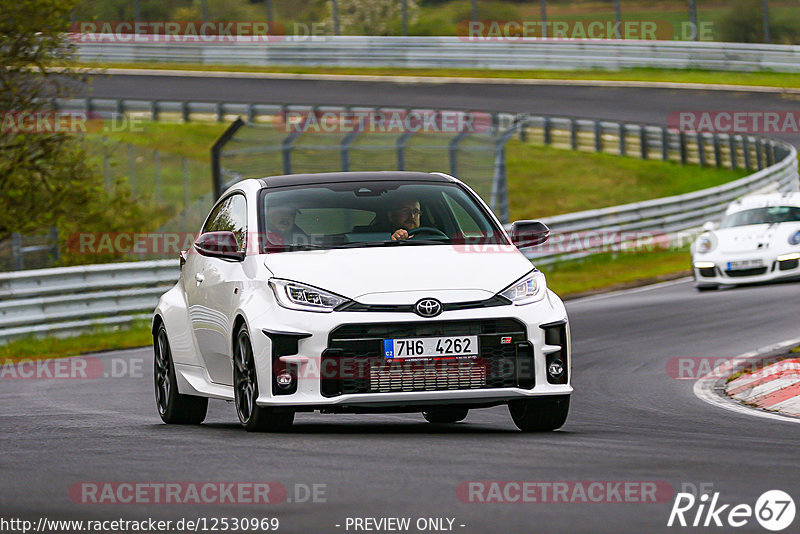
326 0 419 35
0 0 162 263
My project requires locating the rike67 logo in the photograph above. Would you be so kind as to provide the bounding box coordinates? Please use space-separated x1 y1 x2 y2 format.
668 490 795 531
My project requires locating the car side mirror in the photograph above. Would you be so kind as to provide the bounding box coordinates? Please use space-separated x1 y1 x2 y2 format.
193 231 245 261
702 221 717 232
510 220 550 248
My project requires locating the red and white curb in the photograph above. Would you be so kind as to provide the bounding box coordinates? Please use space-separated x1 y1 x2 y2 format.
693 338 800 425
726 359 800 416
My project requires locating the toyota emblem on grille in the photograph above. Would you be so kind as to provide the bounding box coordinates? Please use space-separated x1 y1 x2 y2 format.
415 298 442 318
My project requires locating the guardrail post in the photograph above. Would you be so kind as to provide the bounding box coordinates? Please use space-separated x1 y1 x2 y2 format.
151 100 159 121
661 128 669 161
756 138 764 169
85 98 93 116
696 133 706 167
766 142 775 167
116 99 125 118
594 121 602 152
640 125 648 160
216 102 225 123
713 134 722 168
679 131 687 165
570 119 578 150
619 124 626 156
543 117 551 145
729 135 738 170
247 103 256 123
743 136 753 171
396 131 413 170
11 233 23 271
182 101 190 122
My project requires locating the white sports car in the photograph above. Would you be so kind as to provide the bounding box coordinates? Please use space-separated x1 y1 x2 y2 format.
152 171 571 432
691 192 800 290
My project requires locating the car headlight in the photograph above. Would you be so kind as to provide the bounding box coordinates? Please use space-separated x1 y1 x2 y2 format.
269 279 349 312
696 235 713 254
789 231 800 246
498 270 547 305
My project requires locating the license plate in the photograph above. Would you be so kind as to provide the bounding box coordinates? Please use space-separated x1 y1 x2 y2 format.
727 259 763 271
383 336 479 359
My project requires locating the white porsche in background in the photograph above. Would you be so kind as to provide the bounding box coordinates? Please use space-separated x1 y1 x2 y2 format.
152 171 571 432
691 192 800 290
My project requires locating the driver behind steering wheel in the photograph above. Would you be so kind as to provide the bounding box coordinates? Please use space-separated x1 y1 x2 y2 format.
388 197 422 240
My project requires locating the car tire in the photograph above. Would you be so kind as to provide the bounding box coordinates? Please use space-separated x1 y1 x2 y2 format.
233 324 294 432
695 285 718 292
154 324 208 424
422 407 469 424
508 396 569 432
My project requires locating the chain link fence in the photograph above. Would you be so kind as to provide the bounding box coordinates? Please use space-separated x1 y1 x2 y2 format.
216 105 509 219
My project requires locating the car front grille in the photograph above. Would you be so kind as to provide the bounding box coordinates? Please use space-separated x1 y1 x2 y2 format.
725 267 768 278
322 319 529 396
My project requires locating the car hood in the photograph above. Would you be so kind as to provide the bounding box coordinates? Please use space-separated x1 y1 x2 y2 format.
714 223 800 254
263 244 534 304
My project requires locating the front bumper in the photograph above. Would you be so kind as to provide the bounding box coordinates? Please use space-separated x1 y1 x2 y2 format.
249 292 571 408
692 252 800 286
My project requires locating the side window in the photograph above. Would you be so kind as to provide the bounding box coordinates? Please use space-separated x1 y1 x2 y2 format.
202 198 229 234
443 194 484 237
202 194 248 251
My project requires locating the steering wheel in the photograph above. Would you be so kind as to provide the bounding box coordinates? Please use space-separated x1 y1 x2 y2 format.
408 226 449 239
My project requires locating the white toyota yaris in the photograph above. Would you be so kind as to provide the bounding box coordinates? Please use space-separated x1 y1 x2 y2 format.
692 192 800 290
152 172 571 432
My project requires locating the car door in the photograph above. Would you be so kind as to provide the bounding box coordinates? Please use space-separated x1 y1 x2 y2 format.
185 194 248 385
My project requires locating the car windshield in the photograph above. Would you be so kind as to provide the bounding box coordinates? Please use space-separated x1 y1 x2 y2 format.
259 180 507 251
719 206 800 229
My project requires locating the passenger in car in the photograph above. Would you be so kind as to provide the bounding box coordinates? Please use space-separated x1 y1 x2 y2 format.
265 206 308 245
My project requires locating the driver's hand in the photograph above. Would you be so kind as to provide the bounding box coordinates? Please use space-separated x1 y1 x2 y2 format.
391 229 410 240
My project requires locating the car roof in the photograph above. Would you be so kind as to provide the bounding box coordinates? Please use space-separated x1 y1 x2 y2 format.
726 192 800 214
257 171 454 188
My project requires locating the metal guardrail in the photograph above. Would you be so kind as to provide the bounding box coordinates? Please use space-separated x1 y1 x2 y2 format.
0 260 176 341
76 36 800 73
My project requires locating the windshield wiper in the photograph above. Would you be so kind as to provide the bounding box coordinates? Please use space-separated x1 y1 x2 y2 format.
329 239 450 249
264 243 329 252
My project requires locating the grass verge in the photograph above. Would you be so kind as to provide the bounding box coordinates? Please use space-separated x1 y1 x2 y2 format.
541 247 692 298
1 320 152 361
81 62 800 90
